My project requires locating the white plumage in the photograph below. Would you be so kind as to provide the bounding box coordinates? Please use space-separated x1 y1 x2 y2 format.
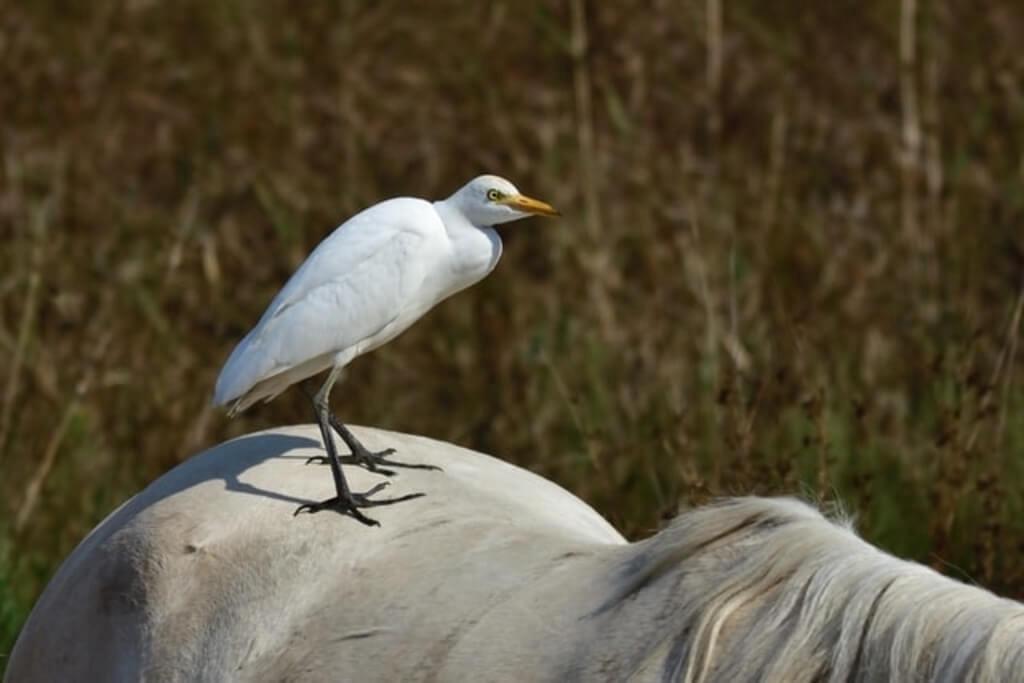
214 197 452 412
212 175 557 523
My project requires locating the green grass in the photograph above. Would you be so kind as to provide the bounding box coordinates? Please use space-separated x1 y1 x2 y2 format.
3 0 1024 670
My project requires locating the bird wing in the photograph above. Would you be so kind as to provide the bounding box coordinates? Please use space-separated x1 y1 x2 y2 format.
214 198 444 405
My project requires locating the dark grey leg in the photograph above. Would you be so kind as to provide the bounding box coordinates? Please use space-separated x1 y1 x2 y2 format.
330 416 442 475
294 368 424 524
300 382 441 475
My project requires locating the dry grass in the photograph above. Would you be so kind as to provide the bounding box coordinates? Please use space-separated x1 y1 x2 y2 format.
3 0 1024 664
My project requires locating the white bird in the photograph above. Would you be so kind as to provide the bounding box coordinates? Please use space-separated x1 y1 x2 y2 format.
213 175 558 525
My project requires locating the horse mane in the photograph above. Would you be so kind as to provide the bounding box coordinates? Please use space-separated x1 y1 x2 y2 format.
593 497 1024 683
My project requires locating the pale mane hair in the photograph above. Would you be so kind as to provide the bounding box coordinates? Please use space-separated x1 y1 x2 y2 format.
594 497 1024 683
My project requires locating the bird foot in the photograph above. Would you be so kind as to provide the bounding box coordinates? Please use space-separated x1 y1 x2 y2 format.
354 447 444 474
293 482 425 526
305 447 442 476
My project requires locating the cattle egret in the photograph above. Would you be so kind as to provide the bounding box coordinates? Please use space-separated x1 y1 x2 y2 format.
213 176 558 525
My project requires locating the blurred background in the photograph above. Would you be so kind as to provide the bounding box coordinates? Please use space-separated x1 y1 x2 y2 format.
3 0 1024 661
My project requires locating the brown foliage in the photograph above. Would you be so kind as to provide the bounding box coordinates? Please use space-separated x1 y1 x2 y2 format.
2 0 1024 656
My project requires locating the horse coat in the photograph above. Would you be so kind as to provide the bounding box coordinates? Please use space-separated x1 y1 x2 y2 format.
7 425 1023 682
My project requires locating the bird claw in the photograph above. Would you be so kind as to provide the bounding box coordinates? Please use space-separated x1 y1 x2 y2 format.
304 450 397 476
293 482 425 526
354 450 398 476
304 447 442 476
353 447 443 474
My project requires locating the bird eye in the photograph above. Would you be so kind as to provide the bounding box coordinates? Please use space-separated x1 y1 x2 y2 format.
486 189 502 201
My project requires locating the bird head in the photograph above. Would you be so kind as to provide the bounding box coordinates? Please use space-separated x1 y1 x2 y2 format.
449 175 559 226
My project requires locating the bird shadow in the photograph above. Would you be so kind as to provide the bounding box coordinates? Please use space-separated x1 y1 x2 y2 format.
203 432 325 506
100 431 328 532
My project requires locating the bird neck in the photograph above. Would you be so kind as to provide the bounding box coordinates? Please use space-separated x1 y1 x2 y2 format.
432 200 503 281
433 198 483 234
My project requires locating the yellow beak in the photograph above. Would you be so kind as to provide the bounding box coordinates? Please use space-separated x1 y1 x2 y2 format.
500 194 560 217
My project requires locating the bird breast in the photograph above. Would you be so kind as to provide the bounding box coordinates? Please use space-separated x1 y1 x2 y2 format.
360 225 502 356
449 226 502 288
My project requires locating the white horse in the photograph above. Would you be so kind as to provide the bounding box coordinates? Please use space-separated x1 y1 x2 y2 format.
7 425 1023 682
